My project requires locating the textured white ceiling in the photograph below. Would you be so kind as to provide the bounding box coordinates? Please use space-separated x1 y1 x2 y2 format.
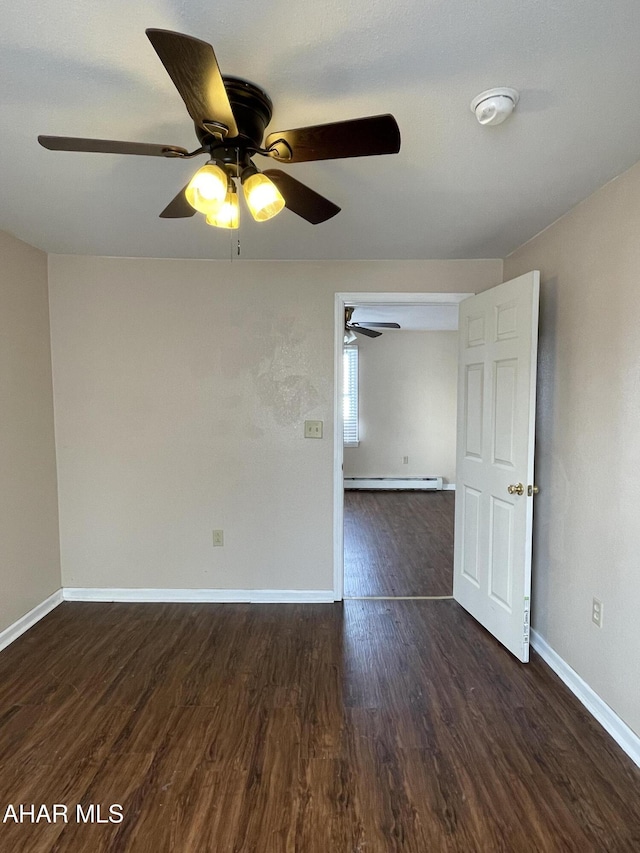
352 303 460 331
2 0 640 260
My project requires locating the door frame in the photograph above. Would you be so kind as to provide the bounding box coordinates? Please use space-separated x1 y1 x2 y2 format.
333 291 473 599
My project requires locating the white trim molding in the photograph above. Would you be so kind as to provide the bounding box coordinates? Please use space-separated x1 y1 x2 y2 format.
531 629 640 769
0 589 63 653
62 588 335 604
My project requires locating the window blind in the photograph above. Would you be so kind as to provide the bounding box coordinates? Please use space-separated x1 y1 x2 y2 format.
343 345 359 446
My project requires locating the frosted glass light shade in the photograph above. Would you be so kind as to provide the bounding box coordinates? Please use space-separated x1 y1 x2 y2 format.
243 172 285 222
205 189 240 229
185 164 228 214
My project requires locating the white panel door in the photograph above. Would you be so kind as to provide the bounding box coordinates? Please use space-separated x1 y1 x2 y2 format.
453 272 540 662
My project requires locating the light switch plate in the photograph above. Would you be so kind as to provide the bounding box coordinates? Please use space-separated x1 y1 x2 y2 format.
304 420 323 439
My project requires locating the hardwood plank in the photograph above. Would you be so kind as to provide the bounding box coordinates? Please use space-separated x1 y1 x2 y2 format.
295 757 365 852
0 706 135 853
344 490 455 596
0 600 639 851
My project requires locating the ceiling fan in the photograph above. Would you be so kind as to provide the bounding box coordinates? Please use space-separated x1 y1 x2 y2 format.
38 29 401 230
344 306 401 342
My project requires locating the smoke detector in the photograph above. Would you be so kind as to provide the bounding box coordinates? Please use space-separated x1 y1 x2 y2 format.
470 88 519 126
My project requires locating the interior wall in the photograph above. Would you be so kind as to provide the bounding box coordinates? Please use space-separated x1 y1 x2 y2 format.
344 330 458 483
504 160 640 737
0 231 61 632
48 257 501 592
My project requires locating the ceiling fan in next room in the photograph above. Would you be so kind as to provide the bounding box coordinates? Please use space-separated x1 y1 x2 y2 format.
38 29 401 230
344 307 401 343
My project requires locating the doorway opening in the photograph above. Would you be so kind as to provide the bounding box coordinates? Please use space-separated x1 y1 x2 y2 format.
333 292 472 600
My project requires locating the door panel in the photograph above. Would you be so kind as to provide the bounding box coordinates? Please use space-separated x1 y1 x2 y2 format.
453 271 539 662
461 486 481 584
464 364 484 458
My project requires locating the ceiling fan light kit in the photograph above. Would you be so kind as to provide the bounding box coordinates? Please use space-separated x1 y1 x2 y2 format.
241 169 286 223
185 162 228 214
470 87 519 126
205 183 240 229
37 28 401 233
184 161 284 227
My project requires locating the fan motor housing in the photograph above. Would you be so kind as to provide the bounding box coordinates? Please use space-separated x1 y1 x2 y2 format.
195 76 273 156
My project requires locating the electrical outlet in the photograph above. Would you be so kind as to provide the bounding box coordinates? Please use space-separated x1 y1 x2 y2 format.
402 456 409 464
592 597 603 628
304 420 323 439
213 529 224 547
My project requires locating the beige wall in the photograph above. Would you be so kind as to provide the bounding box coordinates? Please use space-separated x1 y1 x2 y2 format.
48 257 501 592
0 231 60 632
505 161 640 737
344 330 458 482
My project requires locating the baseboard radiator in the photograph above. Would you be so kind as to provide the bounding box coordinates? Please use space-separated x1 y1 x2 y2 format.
344 476 443 491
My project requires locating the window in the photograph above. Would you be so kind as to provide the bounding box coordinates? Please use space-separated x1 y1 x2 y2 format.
343 344 359 446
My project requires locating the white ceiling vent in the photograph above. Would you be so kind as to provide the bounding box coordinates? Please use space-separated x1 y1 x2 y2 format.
471 88 519 126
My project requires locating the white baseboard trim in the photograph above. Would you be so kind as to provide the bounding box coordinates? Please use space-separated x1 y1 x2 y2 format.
531 629 640 769
442 483 456 491
0 589 64 654
62 588 335 604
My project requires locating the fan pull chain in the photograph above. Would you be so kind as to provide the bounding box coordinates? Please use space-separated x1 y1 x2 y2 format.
236 147 241 258
227 147 242 261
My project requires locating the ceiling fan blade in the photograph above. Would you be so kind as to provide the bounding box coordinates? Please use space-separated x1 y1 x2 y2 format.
355 322 401 328
262 169 340 224
265 114 400 163
146 29 238 138
159 185 196 218
349 325 382 338
38 135 189 157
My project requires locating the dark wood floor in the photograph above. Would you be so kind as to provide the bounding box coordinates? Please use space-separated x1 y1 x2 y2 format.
344 490 455 597
1 601 639 851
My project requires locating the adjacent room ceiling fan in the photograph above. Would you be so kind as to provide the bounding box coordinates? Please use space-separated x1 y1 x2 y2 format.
344 307 401 342
38 29 401 230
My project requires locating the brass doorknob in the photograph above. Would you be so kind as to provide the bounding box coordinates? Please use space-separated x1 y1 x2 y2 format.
507 482 524 495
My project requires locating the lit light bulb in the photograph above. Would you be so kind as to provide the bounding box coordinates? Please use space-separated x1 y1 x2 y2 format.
243 172 285 222
205 188 240 229
185 163 227 214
